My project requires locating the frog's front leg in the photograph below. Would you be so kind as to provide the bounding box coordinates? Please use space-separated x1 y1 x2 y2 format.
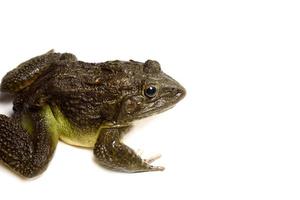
93 127 164 172
0 109 58 178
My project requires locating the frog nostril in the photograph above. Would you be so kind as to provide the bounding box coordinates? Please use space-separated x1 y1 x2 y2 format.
175 87 186 100
171 87 182 95
162 87 185 99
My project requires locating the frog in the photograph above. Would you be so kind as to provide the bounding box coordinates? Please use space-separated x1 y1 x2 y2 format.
0 50 186 178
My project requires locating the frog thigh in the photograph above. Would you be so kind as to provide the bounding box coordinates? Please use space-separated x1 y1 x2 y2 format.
0 106 59 178
0 50 77 93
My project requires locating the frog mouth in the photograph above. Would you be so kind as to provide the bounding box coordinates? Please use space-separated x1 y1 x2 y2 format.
136 88 185 119
117 87 185 123
136 99 177 120
143 104 174 116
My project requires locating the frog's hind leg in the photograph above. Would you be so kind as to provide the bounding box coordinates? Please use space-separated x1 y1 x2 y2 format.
0 111 58 178
93 127 164 172
0 50 77 93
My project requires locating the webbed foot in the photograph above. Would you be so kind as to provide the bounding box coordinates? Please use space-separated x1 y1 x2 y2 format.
94 127 164 173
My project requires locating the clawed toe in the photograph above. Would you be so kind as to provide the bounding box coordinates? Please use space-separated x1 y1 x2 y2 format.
143 154 162 164
148 165 165 171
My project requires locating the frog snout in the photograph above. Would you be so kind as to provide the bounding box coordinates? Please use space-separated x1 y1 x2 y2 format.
176 86 186 101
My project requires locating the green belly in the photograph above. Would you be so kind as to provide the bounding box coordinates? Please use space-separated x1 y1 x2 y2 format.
59 129 100 148
49 105 100 148
21 105 120 148
21 105 101 148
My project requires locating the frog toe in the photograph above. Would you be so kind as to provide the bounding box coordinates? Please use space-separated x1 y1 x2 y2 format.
147 165 165 172
143 154 162 164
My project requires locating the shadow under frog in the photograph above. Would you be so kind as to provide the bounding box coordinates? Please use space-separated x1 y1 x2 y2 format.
0 50 186 178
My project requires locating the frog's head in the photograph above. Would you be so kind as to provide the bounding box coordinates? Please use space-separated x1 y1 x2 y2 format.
116 60 186 123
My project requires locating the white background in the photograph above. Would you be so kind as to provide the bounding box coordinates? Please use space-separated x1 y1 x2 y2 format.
0 0 300 199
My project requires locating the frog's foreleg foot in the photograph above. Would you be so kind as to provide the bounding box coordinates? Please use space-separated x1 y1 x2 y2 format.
93 127 165 172
143 154 165 171
0 112 58 178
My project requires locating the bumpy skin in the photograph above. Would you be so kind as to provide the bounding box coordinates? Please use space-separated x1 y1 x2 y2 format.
0 50 186 177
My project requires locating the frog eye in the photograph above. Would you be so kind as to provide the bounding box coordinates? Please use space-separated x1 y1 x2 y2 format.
144 86 157 98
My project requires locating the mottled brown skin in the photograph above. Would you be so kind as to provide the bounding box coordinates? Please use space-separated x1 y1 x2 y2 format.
0 50 186 178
